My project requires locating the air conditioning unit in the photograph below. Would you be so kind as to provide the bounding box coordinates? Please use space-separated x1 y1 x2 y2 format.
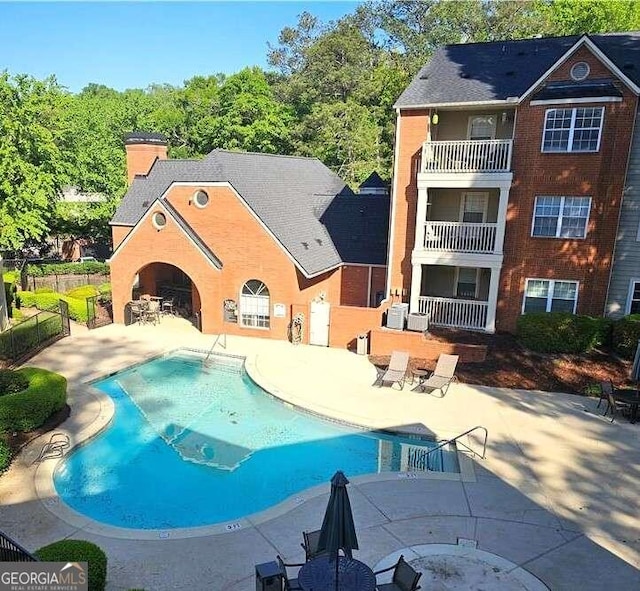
407 313 430 333
386 303 409 330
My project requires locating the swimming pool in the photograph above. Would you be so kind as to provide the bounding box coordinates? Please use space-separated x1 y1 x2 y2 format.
54 350 459 529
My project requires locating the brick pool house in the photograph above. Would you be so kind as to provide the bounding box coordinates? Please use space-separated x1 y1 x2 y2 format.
108 134 389 348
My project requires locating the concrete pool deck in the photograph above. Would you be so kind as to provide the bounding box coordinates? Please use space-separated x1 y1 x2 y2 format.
1 318 639 590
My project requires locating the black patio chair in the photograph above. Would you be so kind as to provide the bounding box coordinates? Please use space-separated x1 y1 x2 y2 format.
276 555 303 591
374 554 422 591
300 529 327 562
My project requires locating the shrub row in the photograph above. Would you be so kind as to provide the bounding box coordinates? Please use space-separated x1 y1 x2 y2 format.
36 540 107 591
19 291 89 323
0 313 63 361
517 313 611 354
0 370 30 395
27 261 109 276
0 367 67 432
612 314 640 359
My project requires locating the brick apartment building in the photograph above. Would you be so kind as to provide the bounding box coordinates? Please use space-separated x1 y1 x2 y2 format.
108 134 389 347
389 33 640 333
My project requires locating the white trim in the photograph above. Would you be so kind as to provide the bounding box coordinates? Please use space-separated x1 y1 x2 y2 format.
570 61 590 81
520 36 640 104
109 201 221 271
341 262 386 268
192 189 209 209
531 196 592 239
151 211 167 230
530 96 622 106
238 279 271 330
467 115 497 140
625 278 640 315
417 171 513 190
522 278 579 314
540 106 604 153
367 265 372 307
158 181 337 279
386 111 402 299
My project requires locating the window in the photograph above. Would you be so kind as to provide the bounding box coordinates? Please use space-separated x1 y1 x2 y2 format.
460 192 488 223
523 279 578 314
627 281 640 315
152 212 167 230
542 107 604 153
240 280 270 328
532 196 591 238
456 267 478 299
467 115 496 140
193 190 209 208
570 62 590 81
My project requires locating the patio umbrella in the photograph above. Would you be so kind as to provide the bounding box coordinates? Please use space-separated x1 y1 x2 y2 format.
317 471 359 590
631 340 640 392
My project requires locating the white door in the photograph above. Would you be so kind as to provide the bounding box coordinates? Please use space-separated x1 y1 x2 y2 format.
309 301 330 346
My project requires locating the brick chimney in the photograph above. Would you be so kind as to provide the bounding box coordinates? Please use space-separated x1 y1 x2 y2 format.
124 132 168 184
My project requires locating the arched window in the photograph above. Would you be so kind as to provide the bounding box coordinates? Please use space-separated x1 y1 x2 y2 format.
240 280 270 328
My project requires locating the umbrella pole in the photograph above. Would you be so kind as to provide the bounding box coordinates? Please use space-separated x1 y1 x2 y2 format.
335 549 339 590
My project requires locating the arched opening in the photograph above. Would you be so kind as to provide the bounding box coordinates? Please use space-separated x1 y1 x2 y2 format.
128 262 202 329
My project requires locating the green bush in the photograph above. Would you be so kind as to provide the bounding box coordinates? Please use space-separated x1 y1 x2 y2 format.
0 369 29 395
28 262 109 277
0 313 63 361
97 283 111 295
612 314 640 358
15 291 88 323
36 540 107 591
66 285 99 299
34 286 54 294
3 271 20 284
517 312 611 354
0 439 10 473
0 367 67 432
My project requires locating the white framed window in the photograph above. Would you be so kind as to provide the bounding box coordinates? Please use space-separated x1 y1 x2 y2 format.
467 115 496 140
152 212 167 230
570 62 590 81
542 107 604 153
532 196 591 238
193 190 209 208
240 280 270 328
460 192 488 223
625 279 640 315
523 279 578 314
455 267 479 299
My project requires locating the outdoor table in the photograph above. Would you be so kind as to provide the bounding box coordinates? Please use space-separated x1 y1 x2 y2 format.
298 555 376 591
613 388 640 423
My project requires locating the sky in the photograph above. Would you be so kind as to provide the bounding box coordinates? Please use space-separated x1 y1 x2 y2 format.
0 1 361 93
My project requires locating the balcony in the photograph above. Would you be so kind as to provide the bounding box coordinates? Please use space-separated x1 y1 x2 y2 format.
421 139 513 174
424 222 496 254
418 296 488 331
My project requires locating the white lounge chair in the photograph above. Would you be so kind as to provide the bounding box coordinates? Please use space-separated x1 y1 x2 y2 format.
418 354 459 396
378 351 410 389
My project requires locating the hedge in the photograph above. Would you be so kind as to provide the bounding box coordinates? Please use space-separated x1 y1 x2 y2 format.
612 314 640 359
27 261 108 277
0 367 67 433
0 370 29 395
517 312 611 354
0 312 63 361
19 291 89 323
66 285 99 299
36 540 107 591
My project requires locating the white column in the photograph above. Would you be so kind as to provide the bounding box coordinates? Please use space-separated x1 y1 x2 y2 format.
494 185 510 254
414 187 429 251
410 263 423 313
485 266 501 333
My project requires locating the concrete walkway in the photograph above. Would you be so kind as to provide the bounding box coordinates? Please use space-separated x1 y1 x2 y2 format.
1 319 639 590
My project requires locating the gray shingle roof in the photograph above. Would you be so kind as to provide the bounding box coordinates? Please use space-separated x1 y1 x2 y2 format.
395 33 640 108
111 150 388 276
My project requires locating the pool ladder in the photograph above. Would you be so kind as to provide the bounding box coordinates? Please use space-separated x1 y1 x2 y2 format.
419 425 488 471
204 333 227 362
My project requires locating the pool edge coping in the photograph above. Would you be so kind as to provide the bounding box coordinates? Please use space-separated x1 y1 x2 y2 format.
34 347 477 541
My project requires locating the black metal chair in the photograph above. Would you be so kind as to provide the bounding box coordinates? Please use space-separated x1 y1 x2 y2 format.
276 555 303 591
300 529 327 562
374 554 422 591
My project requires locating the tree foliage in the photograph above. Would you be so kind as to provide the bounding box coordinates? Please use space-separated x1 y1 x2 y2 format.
3 0 640 250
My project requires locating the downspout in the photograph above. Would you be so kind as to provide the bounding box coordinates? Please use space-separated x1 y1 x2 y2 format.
384 108 402 303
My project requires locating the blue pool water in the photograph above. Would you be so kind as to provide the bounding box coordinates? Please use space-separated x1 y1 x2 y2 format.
54 351 458 529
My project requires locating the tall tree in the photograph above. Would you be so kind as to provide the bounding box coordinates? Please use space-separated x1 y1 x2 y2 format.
535 0 640 35
0 73 65 250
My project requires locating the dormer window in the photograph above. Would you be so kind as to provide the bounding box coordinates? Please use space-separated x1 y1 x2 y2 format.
542 107 604 153
570 62 590 81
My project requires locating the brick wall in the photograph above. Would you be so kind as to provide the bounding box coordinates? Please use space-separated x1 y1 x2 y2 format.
369 328 487 362
389 110 430 298
328 304 385 349
498 47 638 331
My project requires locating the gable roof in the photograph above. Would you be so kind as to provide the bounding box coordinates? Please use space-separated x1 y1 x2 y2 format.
395 32 640 108
111 150 388 277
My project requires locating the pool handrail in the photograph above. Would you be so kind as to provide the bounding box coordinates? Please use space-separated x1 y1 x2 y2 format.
424 425 488 471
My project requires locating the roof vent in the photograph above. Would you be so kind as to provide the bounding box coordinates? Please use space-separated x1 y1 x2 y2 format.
142 201 149 207
505 71 515 77
517 50 526 56
624 62 635 70
315 239 323 246
460 72 470 79
570 62 590 82
419 73 429 80
301 241 309 250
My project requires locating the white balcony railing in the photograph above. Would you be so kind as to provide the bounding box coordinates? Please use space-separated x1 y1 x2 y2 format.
418 296 488 330
424 222 497 253
421 139 513 173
